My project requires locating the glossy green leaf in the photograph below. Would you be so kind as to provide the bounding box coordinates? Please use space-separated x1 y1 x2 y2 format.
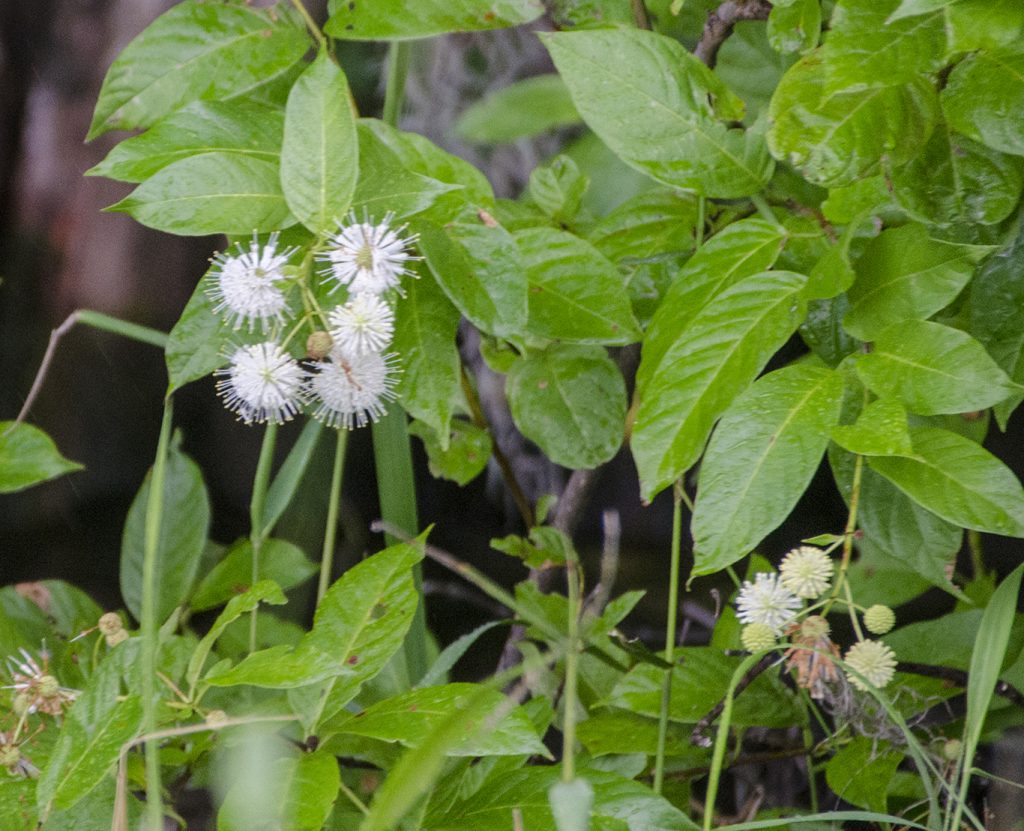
943 46 1024 157
831 398 914 457
37 695 144 813
715 17 795 122
633 270 808 502
888 0 954 19
0 422 82 494
968 230 1024 429
456 75 580 143
108 153 294 235
767 0 820 54
120 440 210 622
280 50 358 233
576 711 705 760
190 538 315 611
542 29 774 198
409 419 491 486
515 227 640 345
854 320 1021 416
768 55 938 187
587 188 698 264
325 0 544 39
88 1 308 139
88 99 284 183
947 0 1024 51
637 218 786 393
325 684 547 756
692 364 844 575
353 124 461 221
868 426 1024 537
832 445 964 596
800 296 860 368
165 266 235 392
392 271 462 441
417 212 527 338
423 767 698 831
842 225 981 341
526 156 588 226
507 345 626 470
884 608 1024 672
826 738 902 813
416 620 507 689
821 176 900 225
822 0 948 92
206 541 422 698
892 124 1024 227
608 648 805 728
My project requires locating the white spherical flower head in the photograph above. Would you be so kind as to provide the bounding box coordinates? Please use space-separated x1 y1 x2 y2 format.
779 545 834 599
208 232 295 331
308 349 399 429
844 639 897 691
328 293 395 358
216 342 305 425
319 212 417 296
736 572 802 634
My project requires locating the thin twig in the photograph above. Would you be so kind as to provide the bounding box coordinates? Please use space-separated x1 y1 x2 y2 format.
690 653 776 746
631 0 652 30
898 662 1024 709
694 0 772 68
584 509 621 617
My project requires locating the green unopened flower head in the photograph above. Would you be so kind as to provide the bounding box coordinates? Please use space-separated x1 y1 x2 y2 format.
0 744 20 769
844 639 897 691
942 738 963 762
863 604 896 635
741 622 777 653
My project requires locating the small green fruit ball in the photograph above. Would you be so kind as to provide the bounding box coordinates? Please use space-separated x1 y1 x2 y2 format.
0 745 20 768
741 622 777 652
863 604 896 635
942 738 963 761
38 675 60 698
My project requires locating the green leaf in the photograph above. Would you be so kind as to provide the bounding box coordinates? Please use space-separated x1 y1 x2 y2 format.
37 695 144 813
549 779 593 831
164 267 234 392
608 648 805 728
353 124 461 221
190 538 315 611
280 50 359 233
324 684 547 756
888 0 955 19
891 123 1024 227
423 767 698 831
408 419 491 486
88 1 308 139
853 320 1021 416
801 295 860 368
831 398 914 457
633 270 808 502
120 439 210 623
88 99 284 183
219 751 340 831
831 445 964 596
691 363 844 576
392 271 462 441
108 153 294 236
507 345 627 470
637 218 786 394
868 426 1024 537
325 0 544 39
576 711 705 760
767 0 820 54
525 156 588 227
587 188 698 264
822 0 948 92
768 55 938 187
968 229 1024 429
825 738 902 813
456 75 580 143
416 620 507 689
515 227 641 345
942 45 1024 157
542 29 774 198
946 0 1024 51
0 422 82 494
842 225 982 341
492 526 575 569
417 212 527 338
206 541 423 704
262 418 324 535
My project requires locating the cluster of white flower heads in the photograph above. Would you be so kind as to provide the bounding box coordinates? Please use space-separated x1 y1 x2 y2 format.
210 216 413 428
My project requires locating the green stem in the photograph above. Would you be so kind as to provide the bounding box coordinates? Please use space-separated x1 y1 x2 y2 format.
249 421 279 653
289 0 326 47
76 310 168 349
562 552 582 783
967 529 985 579
750 193 782 228
654 481 684 793
382 42 411 127
318 429 349 604
142 399 174 831
695 196 706 250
